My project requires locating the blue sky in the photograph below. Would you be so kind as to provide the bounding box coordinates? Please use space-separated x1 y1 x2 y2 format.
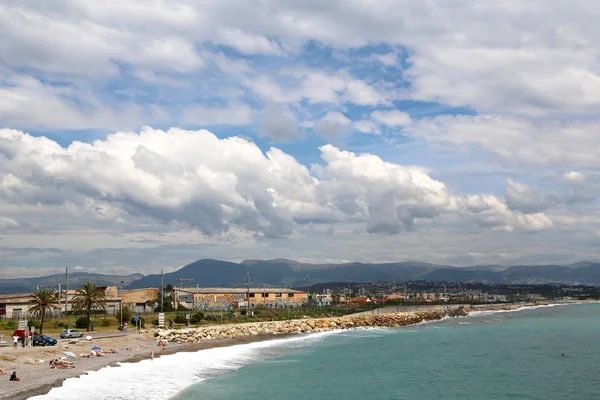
1 0 600 277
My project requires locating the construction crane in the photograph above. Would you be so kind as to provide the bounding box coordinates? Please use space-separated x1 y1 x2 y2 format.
176 278 193 288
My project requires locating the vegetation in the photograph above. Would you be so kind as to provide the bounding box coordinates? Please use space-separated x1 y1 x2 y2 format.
27 288 59 334
118 305 133 323
190 312 204 324
130 316 145 328
173 314 187 324
72 282 107 331
75 316 89 329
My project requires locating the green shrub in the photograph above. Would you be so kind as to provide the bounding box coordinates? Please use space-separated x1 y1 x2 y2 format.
57 321 64 328
75 317 89 329
130 316 145 328
205 314 218 321
176 303 189 311
193 312 204 320
190 312 204 324
101 318 112 327
240 309 247 316
117 306 133 323
29 320 41 329
5 320 16 330
173 314 187 324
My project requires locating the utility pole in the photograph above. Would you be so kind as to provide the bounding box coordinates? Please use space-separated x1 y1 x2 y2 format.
58 283 62 318
444 283 447 301
246 272 250 310
160 269 164 313
404 283 407 306
65 267 69 329
306 273 310 297
395 283 399 312
347 278 351 301
120 281 124 329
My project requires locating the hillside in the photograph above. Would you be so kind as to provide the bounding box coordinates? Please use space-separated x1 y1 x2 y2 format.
0 272 144 294
3 259 600 294
127 259 600 289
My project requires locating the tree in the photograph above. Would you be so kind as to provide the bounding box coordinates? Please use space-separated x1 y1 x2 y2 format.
72 282 107 331
28 288 58 334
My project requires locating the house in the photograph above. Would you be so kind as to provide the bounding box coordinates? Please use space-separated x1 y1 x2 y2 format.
119 288 159 313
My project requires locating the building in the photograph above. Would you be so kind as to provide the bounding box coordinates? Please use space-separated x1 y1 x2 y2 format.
173 287 308 311
0 287 121 319
313 293 332 306
119 288 159 313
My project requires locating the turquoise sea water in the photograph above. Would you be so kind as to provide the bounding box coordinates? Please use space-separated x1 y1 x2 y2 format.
174 304 600 400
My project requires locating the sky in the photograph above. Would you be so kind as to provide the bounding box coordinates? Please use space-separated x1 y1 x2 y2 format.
2 1 600 278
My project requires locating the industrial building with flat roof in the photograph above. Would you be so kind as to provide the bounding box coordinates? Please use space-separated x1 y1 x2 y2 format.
174 287 308 311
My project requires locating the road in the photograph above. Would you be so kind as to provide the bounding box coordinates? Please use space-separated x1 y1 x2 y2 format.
0 331 132 350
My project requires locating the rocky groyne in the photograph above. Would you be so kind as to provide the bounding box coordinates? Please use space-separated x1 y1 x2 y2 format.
156 303 539 344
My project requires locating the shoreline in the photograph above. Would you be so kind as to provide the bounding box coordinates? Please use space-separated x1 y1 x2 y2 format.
2 301 581 400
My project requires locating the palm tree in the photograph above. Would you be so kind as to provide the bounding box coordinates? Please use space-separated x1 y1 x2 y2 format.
28 288 59 334
72 282 107 331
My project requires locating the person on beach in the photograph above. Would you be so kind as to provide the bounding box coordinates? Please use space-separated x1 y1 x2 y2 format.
12 335 18 350
151 348 155 360
9 371 19 381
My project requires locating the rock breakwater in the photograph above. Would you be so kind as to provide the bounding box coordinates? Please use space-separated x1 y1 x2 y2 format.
156 303 538 344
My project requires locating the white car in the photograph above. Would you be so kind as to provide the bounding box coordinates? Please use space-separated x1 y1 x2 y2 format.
60 329 84 338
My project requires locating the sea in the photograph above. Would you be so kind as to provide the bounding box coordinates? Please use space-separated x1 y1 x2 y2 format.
32 303 600 400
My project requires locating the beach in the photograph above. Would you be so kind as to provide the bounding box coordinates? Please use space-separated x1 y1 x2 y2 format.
0 302 559 400
0 331 298 400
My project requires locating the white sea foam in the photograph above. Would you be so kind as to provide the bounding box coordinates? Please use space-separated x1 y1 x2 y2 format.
465 303 566 318
30 331 339 400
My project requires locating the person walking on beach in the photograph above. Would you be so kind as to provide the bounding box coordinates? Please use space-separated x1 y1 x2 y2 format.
151 348 155 360
12 335 18 350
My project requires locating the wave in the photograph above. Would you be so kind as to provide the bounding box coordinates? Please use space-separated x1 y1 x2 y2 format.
30 331 340 400
466 303 567 318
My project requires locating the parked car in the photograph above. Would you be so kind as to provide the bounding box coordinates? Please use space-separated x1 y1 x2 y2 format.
60 329 84 339
32 334 57 346
31 335 46 346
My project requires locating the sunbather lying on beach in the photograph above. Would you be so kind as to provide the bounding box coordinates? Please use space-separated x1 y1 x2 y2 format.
50 359 75 369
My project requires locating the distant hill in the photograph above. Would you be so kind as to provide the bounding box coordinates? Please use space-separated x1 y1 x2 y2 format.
3 259 600 295
0 272 144 294
127 259 600 289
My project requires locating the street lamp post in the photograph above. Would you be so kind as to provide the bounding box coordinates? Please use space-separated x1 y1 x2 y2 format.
120 281 124 329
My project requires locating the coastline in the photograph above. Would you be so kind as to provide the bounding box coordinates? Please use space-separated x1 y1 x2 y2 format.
1 301 579 400
2 332 297 400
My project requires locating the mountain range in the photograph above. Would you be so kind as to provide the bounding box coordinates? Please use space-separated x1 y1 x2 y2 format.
2 259 600 294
